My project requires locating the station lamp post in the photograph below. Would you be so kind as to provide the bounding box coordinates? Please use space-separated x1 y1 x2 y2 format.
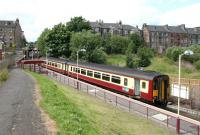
46 48 52 74
76 49 86 89
177 50 193 133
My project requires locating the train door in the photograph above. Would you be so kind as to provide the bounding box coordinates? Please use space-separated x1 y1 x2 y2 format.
135 79 140 96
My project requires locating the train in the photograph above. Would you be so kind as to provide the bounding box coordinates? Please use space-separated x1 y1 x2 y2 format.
41 57 170 107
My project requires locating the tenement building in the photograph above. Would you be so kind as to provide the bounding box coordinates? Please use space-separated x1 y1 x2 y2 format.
90 20 140 36
142 23 200 53
0 18 25 49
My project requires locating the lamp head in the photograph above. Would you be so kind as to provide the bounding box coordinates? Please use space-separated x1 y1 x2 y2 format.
184 50 193 56
80 49 86 52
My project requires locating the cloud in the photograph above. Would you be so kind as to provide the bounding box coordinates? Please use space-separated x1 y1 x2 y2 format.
1 0 199 41
159 3 200 27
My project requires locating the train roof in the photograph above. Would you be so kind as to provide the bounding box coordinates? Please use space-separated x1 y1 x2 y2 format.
45 57 167 80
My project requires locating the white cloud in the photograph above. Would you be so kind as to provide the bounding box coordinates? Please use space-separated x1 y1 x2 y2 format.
159 3 200 27
0 0 199 41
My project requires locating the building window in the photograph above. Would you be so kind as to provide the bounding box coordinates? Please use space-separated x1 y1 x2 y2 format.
142 82 146 89
81 69 86 75
112 76 121 84
87 70 93 77
94 72 101 79
124 78 128 86
102 74 110 81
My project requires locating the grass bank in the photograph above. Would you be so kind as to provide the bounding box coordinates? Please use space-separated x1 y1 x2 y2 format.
30 72 175 135
145 56 200 79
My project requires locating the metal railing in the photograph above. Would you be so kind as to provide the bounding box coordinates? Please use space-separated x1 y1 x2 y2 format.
33 67 200 135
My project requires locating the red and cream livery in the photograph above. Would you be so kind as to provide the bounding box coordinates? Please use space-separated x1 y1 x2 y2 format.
41 57 169 106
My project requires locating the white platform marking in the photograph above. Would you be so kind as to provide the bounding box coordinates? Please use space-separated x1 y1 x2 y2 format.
89 89 99 93
152 113 169 121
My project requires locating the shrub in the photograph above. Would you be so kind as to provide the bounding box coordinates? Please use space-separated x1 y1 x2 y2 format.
166 47 183 61
194 60 200 70
0 69 9 82
126 54 140 68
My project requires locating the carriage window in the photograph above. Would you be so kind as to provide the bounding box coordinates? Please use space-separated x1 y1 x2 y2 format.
55 64 57 67
57 64 60 68
102 74 110 81
87 70 93 77
142 82 146 89
75 68 80 73
71 67 73 71
124 78 128 86
52 63 54 66
81 69 86 75
112 76 121 84
94 72 101 79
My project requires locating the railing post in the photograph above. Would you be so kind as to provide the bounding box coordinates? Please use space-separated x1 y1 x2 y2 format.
146 107 148 119
95 88 96 96
104 91 106 102
129 100 131 112
176 117 180 134
197 125 199 135
116 96 117 106
87 85 88 94
167 115 168 127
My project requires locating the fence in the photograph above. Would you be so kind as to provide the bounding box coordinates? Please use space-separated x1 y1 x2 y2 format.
32 67 200 135
170 76 200 109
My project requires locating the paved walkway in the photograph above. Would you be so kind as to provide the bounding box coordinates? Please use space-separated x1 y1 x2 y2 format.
0 68 47 135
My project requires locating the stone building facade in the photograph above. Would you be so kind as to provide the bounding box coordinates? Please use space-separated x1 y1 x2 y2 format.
0 18 25 50
90 20 140 36
142 23 200 53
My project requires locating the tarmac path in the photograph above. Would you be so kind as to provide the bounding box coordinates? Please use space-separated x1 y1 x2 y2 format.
0 68 47 135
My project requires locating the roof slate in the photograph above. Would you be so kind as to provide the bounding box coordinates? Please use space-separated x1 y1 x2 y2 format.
90 22 138 31
145 24 200 34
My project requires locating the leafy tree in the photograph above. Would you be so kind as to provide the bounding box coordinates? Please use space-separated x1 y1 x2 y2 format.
90 48 107 64
70 31 105 63
137 47 154 59
108 35 130 54
126 53 140 68
36 28 50 56
129 33 144 53
45 23 71 58
66 16 91 32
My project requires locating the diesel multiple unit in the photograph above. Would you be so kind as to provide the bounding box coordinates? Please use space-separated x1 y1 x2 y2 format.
41 57 169 106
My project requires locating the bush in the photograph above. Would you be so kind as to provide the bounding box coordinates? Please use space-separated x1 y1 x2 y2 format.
194 60 200 70
89 48 107 64
126 54 140 68
166 47 183 61
0 69 9 82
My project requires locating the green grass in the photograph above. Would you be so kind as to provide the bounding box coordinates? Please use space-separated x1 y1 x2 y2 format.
145 56 200 79
30 72 175 135
106 54 126 67
0 69 9 84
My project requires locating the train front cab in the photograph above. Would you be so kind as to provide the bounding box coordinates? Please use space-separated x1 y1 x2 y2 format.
153 75 169 107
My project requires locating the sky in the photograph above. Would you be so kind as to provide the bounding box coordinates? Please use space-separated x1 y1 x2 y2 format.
0 0 200 42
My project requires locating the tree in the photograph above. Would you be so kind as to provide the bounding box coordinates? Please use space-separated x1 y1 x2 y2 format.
36 28 50 56
45 23 71 58
137 47 153 67
70 31 106 63
90 48 107 64
108 35 130 54
126 53 140 68
66 16 91 32
129 33 144 53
